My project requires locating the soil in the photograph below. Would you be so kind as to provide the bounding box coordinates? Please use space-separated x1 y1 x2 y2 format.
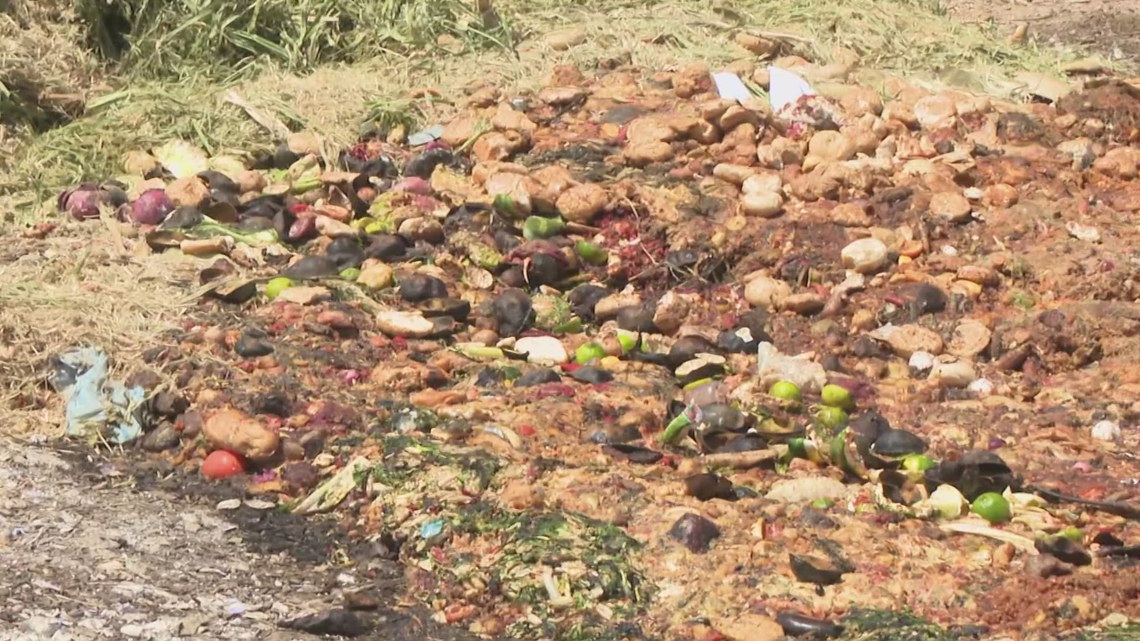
945 0 1140 70
0 438 480 641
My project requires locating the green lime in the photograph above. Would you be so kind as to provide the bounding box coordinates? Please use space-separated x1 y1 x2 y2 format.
350 217 375 231
787 437 808 459
265 276 295 300
821 383 855 410
769 380 802 402
553 318 584 334
492 194 517 217
339 267 361 281
1057 526 1083 542
575 342 607 365
829 430 849 470
816 406 849 432
681 377 714 392
575 240 608 266
810 498 835 510
901 454 936 475
616 330 640 354
971 492 1012 524
522 215 565 240
365 220 392 234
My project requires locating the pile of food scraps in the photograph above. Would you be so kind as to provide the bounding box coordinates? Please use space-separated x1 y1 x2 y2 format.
46 54 1140 641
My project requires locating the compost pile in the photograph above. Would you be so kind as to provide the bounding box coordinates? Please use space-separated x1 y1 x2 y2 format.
53 59 1140 641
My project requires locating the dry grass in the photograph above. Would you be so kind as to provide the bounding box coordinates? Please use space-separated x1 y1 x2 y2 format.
0 0 509 203
0 0 104 157
0 226 201 438
77 0 513 78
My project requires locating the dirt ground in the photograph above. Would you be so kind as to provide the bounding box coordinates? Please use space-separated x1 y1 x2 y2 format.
4 1 1140 641
0 437 482 641
946 0 1140 69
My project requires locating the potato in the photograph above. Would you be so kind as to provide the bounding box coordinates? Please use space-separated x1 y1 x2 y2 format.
556 183 608 224
203 408 280 462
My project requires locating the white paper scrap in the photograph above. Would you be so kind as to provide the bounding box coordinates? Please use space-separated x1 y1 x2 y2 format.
768 66 815 112
712 72 753 102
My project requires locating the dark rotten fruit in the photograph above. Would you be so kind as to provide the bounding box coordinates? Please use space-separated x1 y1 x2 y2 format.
924 450 1016 501
601 443 663 465
522 253 565 288
668 513 720 552
282 255 339 280
163 205 203 229
911 282 948 316
667 336 720 369
197 170 239 194
684 473 736 501
568 367 612 384
616 305 658 333
777 612 843 638
567 284 610 322
490 288 535 337
326 237 366 269
419 298 471 322
398 274 448 302
789 553 846 585
1035 536 1092 566
365 234 410 262
515 369 562 387
404 148 455 180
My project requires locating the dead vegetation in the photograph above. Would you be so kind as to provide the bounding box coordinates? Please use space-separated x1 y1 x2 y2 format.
0 228 198 437
0 0 103 156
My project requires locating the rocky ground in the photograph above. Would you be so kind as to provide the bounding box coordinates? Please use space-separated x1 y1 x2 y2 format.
5 4 1140 641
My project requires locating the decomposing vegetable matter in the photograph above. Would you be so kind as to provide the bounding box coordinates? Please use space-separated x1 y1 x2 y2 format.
51 57 1140 641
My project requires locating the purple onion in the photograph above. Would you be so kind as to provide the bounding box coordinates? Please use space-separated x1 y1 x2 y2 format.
130 189 174 225
58 182 95 210
288 216 317 241
340 369 364 385
392 176 433 195
411 195 438 212
58 183 105 220
987 437 1006 450
251 468 279 483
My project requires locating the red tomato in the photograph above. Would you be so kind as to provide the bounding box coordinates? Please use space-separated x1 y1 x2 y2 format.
201 450 246 479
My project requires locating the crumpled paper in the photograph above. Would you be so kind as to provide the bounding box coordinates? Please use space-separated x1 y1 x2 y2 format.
49 347 148 444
